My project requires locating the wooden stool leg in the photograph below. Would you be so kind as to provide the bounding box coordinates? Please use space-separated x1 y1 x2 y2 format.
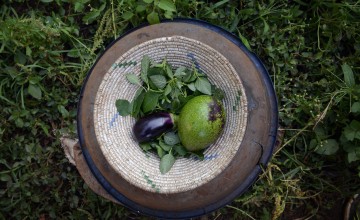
61 137 121 204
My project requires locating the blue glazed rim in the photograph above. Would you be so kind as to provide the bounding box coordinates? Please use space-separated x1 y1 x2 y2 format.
77 18 278 219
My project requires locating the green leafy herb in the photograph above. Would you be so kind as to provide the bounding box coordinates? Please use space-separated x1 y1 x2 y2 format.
141 55 150 84
163 131 180 145
164 84 172 96
160 153 175 174
173 145 187 156
187 82 196 92
142 91 161 113
195 77 212 95
155 144 165 158
131 88 146 118
126 73 141 85
115 56 224 174
174 66 187 76
165 64 174 78
150 75 167 89
115 99 131 116
159 141 172 151
140 143 152 151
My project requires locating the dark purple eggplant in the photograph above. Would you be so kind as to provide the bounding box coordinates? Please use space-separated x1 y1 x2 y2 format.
133 112 178 143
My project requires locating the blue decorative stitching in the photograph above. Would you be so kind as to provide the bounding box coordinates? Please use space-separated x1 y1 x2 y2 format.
192 153 219 161
109 112 120 128
204 153 219 160
187 53 202 73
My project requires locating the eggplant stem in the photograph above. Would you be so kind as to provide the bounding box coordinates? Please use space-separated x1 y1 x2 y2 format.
170 113 179 128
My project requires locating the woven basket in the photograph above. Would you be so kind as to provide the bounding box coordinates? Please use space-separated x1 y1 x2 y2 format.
78 19 278 219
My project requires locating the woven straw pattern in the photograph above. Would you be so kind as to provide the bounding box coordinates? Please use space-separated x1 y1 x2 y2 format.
93 36 248 193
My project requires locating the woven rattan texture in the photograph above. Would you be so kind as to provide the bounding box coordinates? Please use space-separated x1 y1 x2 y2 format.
93 36 248 193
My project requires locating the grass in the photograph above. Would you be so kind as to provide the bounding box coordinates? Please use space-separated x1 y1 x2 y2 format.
1 0 360 219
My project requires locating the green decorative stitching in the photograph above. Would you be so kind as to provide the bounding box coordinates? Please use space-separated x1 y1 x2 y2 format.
141 170 160 193
233 90 242 111
112 61 137 70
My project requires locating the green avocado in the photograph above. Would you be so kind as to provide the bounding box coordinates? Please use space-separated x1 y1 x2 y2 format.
177 95 226 152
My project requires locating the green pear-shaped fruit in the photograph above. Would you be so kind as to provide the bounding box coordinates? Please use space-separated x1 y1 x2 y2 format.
178 95 226 151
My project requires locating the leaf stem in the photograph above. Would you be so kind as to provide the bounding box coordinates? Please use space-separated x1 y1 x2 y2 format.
111 0 118 39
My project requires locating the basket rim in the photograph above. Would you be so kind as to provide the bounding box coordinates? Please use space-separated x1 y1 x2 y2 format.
77 18 278 219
